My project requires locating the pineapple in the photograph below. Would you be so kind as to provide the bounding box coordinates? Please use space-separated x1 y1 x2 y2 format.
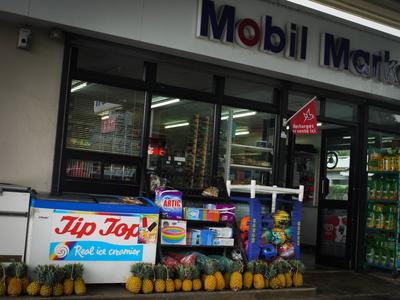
26 265 43 296
282 260 293 288
289 259 305 288
182 266 193 292
73 263 86 296
274 260 286 288
214 262 225 290
141 264 154 294
253 261 265 290
174 265 184 291
223 260 233 289
40 266 54 297
263 264 271 289
229 261 243 292
63 264 75 296
7 262 27 296
154 264 166 293
53 266 65 296
165 266 175 293
126 263 143 294
192 266 202 291
268 264 281 289
203 260 217 292
243 261 255 289
0 264 6 296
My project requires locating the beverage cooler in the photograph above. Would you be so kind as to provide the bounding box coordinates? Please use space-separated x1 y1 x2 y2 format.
0 183 32 262
26 194 159 283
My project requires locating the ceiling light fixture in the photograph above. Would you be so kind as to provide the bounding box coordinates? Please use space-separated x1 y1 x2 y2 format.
101 115 110 120
235 130 250 136
164 122 189 129
71 82 87 93
317 122 322 127
151 98 180 109
221 111 257 120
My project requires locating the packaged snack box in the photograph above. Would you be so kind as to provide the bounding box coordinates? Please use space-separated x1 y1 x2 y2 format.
155 188 183 219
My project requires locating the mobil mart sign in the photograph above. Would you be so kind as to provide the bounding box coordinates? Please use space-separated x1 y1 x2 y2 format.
196 0 400 87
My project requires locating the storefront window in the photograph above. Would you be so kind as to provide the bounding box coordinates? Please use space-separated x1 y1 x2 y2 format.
224 77 274 103
66 81 145 156
77 46 144 79
365 130 400 269
288 92 321 115
369 106 400 129
148 95 214 189
325 99 357 122
218 106 275 185
156 62 213 92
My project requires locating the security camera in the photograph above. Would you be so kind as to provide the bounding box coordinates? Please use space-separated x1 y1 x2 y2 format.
17 28 31 49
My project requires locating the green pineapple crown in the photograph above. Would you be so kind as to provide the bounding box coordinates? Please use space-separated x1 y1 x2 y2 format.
231 260 244 273
44 265 57 287
130 263 145 279
176 265 186 280
0 264 5 282
184 266 194 280
154 264 167 280
192 265 200 280
73 263 84 279
288 259 305 273
264 264 277 279
203 259 217 276
54 266 65 284
141 264 154 280
165 266 174 280
7 262 27 278
246 261 256 273
255 260 266 274
224 259 234 274
63 264 75 280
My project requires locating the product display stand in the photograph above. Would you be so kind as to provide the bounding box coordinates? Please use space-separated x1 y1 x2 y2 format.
227 180 304 261
365 171 400 276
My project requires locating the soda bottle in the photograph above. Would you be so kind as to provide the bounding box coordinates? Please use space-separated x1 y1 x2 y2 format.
366 204 375 228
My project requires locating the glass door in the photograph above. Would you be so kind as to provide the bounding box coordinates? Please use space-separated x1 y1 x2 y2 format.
316 128 356 268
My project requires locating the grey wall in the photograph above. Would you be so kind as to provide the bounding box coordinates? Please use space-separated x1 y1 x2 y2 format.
0 21 63 192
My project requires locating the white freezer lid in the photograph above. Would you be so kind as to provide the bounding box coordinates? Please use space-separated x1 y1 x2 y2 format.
0 183 32 213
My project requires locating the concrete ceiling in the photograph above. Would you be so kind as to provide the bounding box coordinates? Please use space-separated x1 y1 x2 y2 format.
312 0 400 29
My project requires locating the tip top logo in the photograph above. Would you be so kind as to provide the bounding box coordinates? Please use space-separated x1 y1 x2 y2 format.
54 243 70 259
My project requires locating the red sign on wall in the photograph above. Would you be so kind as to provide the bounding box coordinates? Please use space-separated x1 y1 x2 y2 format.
289 97 317 135
101 116 117 133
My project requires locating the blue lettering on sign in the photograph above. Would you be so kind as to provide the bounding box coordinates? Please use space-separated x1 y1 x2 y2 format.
197 0 235 43
49 241 144 261
196 0 399 87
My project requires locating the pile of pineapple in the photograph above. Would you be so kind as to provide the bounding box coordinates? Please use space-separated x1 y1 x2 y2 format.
0 262 86 297
125 257 305 294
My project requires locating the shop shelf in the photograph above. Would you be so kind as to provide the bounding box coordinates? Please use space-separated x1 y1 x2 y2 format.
160 244 234 248
230 164 272 171
368 171 400 175
367 200 397 204
231 143 273 152
185 219 231 226
366 262 397 271
365 228 397 235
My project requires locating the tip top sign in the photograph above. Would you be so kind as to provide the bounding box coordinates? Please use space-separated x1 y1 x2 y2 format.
196 0 399 87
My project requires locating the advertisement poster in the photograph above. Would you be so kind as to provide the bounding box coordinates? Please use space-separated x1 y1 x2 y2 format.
288 97 318 135
49 210 158 262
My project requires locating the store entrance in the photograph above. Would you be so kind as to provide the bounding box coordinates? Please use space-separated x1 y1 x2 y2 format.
315 127 356 268
289 124 356 269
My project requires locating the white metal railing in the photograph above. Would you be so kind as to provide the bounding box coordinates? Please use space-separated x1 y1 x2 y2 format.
226 180 304 213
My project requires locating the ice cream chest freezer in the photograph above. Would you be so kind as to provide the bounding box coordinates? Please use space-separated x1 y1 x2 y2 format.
26 193 159 283
0 183 32 262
